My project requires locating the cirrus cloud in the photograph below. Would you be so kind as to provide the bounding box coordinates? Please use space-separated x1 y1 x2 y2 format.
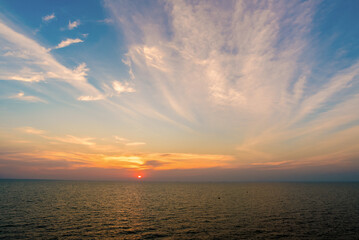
53 38 83 50
9 92 46 103
42 13 55 22
112 81 135 94
68 20 80 30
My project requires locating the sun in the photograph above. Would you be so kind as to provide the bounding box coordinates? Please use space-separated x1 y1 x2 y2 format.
137 175 142 179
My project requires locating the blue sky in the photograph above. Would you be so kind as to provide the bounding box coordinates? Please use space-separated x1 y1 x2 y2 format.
0 0 359 181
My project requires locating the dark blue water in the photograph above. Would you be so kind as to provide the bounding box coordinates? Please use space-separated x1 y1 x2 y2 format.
0 180 358 239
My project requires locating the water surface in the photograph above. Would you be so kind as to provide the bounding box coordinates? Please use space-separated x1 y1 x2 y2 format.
1 180 358 239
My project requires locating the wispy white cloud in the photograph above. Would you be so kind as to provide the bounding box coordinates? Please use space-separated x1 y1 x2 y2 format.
98 18 113 24
42 13 55 22
72 63 89 80
125 142 146 146
9 92 46 103
77 95 105 101
112 81 135 94
47 135 95 146
114 136 145 147
3 50 31 59
138 46 169 72
18 126 95 146
0 19 101 98
68 20 80 30
8 74 45 82
0 67 46 82
114 136 129 142
53 38 83 49
294 62 359 123
18 126 46 135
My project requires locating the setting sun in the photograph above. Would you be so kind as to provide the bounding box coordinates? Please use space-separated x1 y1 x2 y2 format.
137 175 142 179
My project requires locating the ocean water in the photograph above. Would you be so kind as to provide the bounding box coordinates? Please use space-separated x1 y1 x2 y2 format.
0 181 358 239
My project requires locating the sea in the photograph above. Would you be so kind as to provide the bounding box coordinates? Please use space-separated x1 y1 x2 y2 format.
0 180 358 239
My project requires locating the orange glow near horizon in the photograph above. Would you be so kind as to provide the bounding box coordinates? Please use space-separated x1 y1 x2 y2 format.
137 175 142 179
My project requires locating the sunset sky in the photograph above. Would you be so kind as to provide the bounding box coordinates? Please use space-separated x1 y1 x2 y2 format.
0 0 358 181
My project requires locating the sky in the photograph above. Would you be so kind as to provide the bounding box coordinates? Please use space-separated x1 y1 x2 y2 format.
0 0 359 181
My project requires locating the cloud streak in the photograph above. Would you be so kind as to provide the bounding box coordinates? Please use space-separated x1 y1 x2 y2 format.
18 126 95 146
9 92 46 103
42 13 55 22
77 95 105 101
53 38 83 49
112 81 135 94
68 20 80 30
18 127 46 135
